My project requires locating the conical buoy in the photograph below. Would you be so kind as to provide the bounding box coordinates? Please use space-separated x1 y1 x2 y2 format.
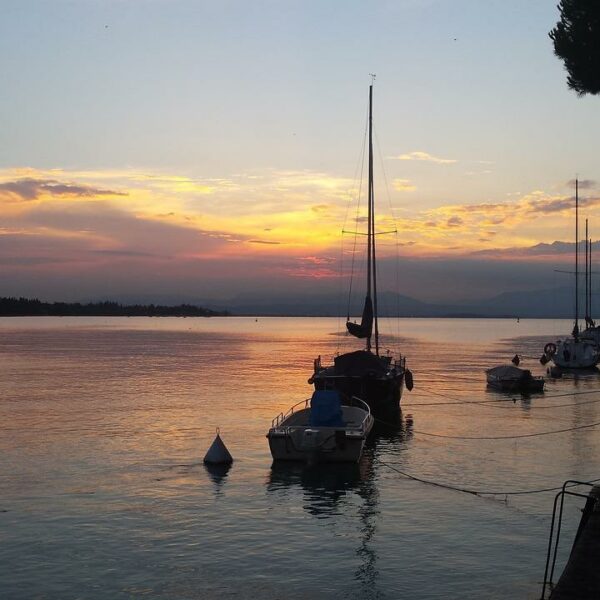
203 428 233 465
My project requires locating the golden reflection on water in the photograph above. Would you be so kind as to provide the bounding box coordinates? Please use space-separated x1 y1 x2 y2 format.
1 317 600 599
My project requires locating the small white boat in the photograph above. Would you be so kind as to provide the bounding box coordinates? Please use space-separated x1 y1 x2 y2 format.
267 391 374 463
486 365 545 393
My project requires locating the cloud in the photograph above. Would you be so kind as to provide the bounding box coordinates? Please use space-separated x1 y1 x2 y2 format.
278 255 340 279
389 151 457 164
392 179 416 192
567 179 596 190
469 240 599 259
446 216 463 227
91 249 157 257
0 178 127 202
526 194 600 214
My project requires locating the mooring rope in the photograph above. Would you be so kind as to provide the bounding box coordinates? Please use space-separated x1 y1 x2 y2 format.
403 386 600 408
377 459 600 498
411 420 600 440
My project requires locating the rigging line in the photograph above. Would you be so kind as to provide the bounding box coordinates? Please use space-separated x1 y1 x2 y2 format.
336 235 345 354
347 116 369 321
372 123 402 351
412 420 600 440
341 104 369 232
395 230 401 349
378 459 600 497
373 125 398 222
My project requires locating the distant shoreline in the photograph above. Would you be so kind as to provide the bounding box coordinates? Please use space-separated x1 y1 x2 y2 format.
0 296 572 319
0 297 229 318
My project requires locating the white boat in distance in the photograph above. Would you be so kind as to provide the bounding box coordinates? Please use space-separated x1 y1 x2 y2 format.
544 337 599 369
267 391 374 463
486 365 544 393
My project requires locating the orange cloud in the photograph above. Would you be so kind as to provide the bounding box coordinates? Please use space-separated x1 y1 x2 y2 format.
389 151 457 164
392 179 416 192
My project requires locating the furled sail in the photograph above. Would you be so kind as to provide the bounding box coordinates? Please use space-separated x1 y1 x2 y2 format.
346 296 373 339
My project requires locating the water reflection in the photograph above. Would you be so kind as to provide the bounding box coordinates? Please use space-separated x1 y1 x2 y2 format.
266 418 413 599
267 461 364 517
204 462 232 492
369 411 414 444
267 456 382 597
546 365 600 381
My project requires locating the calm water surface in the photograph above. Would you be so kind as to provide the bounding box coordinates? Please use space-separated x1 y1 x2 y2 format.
1 317 599 599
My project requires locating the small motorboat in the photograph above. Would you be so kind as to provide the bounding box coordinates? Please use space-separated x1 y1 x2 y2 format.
267 390 374 463
486 365 545 393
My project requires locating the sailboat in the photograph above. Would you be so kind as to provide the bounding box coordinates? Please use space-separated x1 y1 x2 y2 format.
542 179 600 369
309 83 412 415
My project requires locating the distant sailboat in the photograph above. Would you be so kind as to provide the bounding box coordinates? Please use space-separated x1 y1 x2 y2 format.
542 179 600 369
309 83 412 415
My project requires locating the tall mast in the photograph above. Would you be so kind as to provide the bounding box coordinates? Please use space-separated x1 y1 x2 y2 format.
586 219 589 322
574 178 579 337
590 234 593 321
365 84 373 352
368 83 380 355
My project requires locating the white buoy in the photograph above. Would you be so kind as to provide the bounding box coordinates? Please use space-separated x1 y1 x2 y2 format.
203 428 233 465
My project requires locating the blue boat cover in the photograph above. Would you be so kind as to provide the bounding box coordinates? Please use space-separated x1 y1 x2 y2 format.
309 390 345 427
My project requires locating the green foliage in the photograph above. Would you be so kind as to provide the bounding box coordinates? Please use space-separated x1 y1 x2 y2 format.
549 0 600 95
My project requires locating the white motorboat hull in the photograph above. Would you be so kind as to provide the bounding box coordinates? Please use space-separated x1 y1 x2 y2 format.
581 326 600 347
552 338 600 369
485 365 544 393
267 404 374 463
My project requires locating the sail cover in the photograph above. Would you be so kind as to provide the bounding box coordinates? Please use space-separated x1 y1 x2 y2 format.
346 296 373 339
309 390 344 427
486 365 529 380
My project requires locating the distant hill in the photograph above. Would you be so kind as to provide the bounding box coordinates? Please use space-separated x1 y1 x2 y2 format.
222 287 579 318
476 287 575 318
17 285 584 318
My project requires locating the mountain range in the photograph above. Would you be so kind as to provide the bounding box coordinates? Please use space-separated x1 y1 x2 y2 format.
106 286 584 318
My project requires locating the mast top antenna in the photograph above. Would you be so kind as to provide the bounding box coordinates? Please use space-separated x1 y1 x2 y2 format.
369 73 376 84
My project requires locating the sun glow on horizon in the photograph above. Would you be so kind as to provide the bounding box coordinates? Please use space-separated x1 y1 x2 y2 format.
0 164 597 302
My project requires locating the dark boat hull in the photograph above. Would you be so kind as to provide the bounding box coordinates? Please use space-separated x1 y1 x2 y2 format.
312 370 404 416
486 378 544 393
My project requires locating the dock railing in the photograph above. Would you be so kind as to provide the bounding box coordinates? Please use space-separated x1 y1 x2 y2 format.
270 395 371 434
540 480 599 599
271 398 310 428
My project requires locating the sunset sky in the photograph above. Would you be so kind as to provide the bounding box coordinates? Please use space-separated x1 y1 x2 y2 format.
2 0 600 304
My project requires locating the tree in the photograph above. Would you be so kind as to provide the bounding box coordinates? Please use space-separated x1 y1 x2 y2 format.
549 0 600 95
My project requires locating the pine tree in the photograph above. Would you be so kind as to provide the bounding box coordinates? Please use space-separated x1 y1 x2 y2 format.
549 0 600 95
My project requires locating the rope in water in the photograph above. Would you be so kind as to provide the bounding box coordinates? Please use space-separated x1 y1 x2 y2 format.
403 386 600 408
411 420 600 440
377 460 600 498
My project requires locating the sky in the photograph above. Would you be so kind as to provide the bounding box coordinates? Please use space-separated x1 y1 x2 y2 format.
1 0 600 305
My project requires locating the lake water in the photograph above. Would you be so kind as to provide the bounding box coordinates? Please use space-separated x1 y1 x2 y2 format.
1 317 599 599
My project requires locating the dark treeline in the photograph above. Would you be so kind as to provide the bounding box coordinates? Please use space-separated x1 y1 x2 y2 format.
0 297 230 317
